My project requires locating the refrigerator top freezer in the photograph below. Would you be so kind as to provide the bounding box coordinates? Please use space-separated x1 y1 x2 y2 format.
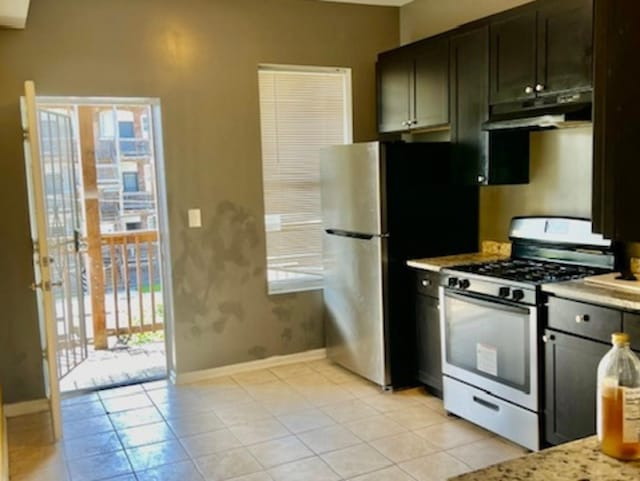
320 142 384 236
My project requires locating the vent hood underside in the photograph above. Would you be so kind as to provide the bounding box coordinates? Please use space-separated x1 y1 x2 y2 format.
483 91 592 131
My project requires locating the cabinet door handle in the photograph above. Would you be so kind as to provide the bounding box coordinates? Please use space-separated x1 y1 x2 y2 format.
535 83 545 92
477 175 486 183
575 314 590 323
421 279 431 287
411 119 418 125
524 85 534 94
542 334 555 343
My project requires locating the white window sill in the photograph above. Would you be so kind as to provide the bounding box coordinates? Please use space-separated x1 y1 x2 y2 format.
267 278 323 295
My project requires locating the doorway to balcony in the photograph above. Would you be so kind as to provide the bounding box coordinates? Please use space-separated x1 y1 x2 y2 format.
35 98 169 393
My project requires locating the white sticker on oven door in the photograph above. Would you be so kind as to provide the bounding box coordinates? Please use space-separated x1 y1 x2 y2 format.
476 343 498 376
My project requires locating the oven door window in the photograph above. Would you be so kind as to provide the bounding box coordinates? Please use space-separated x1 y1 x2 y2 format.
443 291 530 394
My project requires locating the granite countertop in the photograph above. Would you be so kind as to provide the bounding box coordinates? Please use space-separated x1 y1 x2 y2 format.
449 436 640 481
407 252 509 272
542 279 640 312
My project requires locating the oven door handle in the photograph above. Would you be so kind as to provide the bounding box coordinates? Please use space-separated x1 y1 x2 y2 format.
443 290 531 315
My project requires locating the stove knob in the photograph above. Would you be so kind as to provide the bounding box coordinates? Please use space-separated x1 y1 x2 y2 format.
512 289 525 301
448 277 459 288
459 279 470 290
498 287 511 298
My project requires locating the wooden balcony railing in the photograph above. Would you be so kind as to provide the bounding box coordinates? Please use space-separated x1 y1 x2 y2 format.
100 230 163 339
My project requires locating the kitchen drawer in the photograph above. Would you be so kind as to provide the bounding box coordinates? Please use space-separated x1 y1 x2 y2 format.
547 297 622 342
443 376 539 451
415 270 440 298
623 312 640 352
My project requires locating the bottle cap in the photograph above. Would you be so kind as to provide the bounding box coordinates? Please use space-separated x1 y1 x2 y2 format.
611 332 630 345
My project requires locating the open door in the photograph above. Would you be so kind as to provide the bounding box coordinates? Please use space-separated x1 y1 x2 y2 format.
21 81 88 440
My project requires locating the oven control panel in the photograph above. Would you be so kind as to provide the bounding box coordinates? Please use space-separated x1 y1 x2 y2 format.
441 273 537 306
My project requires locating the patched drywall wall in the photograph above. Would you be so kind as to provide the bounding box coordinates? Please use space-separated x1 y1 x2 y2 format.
0 0 398 402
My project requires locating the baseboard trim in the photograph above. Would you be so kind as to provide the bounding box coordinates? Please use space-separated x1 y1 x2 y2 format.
4 398 49 418
174 348 327 385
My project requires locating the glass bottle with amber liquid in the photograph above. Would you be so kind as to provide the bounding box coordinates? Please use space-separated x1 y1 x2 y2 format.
597 332 640 460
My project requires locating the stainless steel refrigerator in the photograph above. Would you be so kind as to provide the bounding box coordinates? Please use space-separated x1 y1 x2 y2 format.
320 141 478 389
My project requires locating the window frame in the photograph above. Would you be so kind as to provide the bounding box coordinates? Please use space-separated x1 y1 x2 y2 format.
258 64 353 295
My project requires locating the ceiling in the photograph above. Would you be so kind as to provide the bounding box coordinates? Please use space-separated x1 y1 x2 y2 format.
0 0 30 28
323 0 412 5
0 0 408 29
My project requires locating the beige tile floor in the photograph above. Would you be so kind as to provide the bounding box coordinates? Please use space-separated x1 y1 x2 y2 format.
7 359 528 481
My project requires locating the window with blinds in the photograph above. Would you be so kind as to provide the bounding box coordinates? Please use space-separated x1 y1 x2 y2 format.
258 66 352 294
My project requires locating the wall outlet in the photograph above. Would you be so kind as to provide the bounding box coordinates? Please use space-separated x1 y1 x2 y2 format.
188 208 202 228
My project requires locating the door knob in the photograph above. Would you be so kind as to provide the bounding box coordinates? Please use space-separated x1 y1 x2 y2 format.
535 84 545 92
421 279 431 287
524 86 534 94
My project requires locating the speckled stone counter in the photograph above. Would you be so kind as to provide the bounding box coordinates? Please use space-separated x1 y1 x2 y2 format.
407 252 509 272
542 280 640 312
449 436 640 481
407 241 511 272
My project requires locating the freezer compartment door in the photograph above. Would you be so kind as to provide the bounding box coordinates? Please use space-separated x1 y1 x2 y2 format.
320 142 384 235
323 231 388 386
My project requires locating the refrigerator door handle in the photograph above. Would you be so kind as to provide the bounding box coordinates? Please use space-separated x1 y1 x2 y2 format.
325 229 389 240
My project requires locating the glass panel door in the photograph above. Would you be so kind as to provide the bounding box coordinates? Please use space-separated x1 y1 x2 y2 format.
38 108 88 379
22 81 63 440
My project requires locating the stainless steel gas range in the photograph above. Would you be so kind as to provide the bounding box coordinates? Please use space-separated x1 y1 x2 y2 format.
439 217 614 451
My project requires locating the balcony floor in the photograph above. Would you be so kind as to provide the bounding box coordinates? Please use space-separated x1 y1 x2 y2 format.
59 337 166 393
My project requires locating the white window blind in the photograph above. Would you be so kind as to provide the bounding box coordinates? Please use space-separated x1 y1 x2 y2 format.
258 66 352 294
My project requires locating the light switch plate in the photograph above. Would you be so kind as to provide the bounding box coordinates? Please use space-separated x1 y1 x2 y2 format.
188 208 202 228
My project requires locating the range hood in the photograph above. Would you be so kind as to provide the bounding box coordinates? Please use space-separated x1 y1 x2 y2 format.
483 90 592 131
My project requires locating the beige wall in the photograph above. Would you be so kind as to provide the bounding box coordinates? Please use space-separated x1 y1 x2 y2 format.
400 0 532 44
0 0 399 402
480 128 593 241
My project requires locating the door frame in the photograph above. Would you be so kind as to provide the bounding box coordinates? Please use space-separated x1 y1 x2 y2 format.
34 96 176 386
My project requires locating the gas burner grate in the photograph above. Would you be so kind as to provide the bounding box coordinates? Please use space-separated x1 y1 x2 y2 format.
451 259 608 284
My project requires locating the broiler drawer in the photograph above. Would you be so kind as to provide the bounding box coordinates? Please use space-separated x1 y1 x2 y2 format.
547 296 622 343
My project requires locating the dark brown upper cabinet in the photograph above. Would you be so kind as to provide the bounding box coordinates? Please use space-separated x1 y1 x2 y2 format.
377 37 449 134
490 0 593 106
450 26 529 185
537 0 593 97
377 49 412 134
414 38 450 129
592 0 640 242
490 8 538 105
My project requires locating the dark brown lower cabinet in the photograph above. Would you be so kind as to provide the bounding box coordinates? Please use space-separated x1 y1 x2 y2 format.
415 270 442 397
623 312 640 353
544 329 609 445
